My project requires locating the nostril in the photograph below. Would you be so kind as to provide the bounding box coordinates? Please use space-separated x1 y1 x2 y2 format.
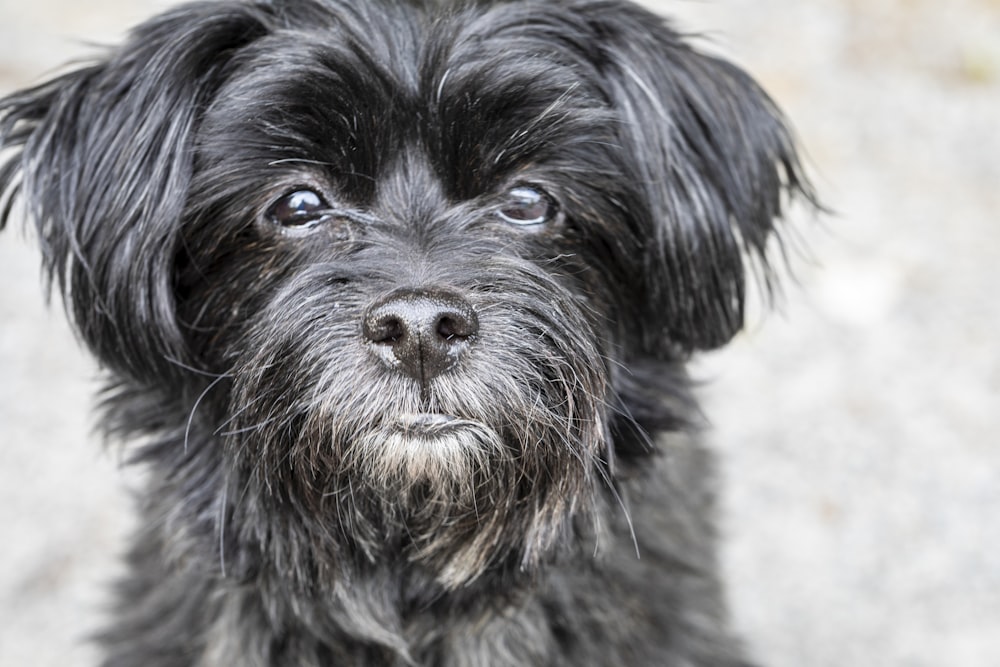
437 316 456 341
436 314 474 342
367 314 406 345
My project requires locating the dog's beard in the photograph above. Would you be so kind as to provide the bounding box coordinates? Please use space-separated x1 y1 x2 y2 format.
350 415 504 494
221 257 611 588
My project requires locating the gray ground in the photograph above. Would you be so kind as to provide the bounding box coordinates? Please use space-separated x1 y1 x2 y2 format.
1 1 997 665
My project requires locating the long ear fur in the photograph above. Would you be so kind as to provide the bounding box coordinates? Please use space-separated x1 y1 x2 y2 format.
583 0 817 352
0 2 273 385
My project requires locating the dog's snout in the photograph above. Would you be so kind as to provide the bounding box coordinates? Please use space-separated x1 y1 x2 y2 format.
363 288 478 382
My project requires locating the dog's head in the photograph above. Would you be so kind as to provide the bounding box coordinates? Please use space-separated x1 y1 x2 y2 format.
0 0 812 587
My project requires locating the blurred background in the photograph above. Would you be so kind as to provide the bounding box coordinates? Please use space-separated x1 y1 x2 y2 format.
1 1 997 665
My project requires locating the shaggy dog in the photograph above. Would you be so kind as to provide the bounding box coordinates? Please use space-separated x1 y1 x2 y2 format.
0 0 814 664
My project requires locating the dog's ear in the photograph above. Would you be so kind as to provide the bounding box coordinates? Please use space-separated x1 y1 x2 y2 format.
585 2 816 352
0 3 272 384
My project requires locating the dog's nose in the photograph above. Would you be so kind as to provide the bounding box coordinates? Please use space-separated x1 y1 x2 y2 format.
362 288 478 382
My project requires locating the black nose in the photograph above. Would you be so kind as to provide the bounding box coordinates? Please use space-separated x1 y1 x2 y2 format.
362 288 478 382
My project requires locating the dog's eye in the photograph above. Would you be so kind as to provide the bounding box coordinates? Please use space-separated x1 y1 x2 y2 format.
268 189 330 228
496 187 556 227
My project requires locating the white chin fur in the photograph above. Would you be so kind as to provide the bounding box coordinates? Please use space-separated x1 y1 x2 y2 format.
351 417 504 490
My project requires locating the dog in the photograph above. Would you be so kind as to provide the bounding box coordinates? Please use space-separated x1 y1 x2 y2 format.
0 0 815 664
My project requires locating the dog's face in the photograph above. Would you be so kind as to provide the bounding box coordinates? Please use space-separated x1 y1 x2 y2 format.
1 0 809 588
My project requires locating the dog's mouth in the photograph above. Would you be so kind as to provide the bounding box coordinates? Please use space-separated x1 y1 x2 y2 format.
397 412 469 438
344 412 505 490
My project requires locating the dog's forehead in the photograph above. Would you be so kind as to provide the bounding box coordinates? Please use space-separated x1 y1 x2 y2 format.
198 1 612 200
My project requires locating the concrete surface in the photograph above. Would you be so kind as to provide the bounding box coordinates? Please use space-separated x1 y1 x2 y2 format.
1 1 997 666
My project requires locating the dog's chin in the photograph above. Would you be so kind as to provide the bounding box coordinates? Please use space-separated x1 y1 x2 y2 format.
347 413 505 498
326 413 575 588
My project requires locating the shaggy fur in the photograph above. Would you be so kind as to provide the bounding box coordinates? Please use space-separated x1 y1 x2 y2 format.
0 0 815 665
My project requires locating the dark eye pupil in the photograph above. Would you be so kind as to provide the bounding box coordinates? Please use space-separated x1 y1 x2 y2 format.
269 190 326 227
498 187 553 226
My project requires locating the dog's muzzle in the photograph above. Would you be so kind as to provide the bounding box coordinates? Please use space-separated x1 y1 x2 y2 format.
362 287 478 384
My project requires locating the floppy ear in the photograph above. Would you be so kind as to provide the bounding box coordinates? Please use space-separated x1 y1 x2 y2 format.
0 2 272 385
586 2 816 352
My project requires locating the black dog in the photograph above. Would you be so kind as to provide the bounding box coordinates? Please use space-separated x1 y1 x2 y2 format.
0 1 814 664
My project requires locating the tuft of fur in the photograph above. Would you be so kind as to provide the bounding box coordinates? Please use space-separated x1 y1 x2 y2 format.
0 1 816 665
